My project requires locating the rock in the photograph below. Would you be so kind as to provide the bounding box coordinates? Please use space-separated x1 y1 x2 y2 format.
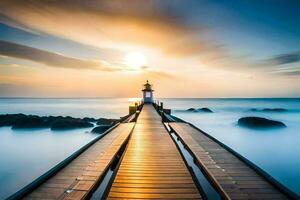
12 115 48 129
197 107 213 113
262 108 287 112
0 114 26 127
186 108 197 112
91 125 112 133
51 118 93 130
42 116 61 126
83 117 97 122
238 117 286 129
96 118 119 125
186 108 213 113
0 113 117 130
249 108 287 112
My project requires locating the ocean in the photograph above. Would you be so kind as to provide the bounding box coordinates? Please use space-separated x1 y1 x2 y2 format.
0 98 132 199
0 98 299 198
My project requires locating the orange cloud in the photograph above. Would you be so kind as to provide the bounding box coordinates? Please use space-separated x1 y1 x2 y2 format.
0 1 219 59
0 40 118 71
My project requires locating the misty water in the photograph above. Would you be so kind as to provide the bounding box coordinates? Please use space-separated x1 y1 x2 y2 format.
0 98 131 199
0 127 96 199
0 98 300 198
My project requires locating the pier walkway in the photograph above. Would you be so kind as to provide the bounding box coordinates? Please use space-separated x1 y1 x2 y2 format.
169 122 290 199
23 123 134 200
107 105 202 199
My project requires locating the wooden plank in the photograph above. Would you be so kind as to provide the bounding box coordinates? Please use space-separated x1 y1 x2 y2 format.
169 122 290 200
23 123 134 200
107 105 202 199
111 183 197 189
108 192 201 199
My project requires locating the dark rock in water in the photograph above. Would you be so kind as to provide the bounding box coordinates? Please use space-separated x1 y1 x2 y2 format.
51 119 93 130
83 117 97 122
249 108 287 112
91 125 111 133
262 108 287 112
238 117 286 129
0 114 26 127
186 107 213 113
43 116 60 126
197 108 213 113
12 115 48 129
186 108 197 112
96 118 119 125
0 113 117 130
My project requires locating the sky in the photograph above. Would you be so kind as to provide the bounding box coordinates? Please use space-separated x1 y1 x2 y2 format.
0 0 300 98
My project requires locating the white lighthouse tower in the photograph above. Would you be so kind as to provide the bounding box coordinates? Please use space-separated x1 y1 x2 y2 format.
142 80 154 104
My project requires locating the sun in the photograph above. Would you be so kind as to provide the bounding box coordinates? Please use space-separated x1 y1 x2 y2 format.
124 51 147 70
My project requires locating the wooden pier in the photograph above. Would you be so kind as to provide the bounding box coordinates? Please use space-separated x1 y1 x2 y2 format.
19 104 294 200
22 123 134 200
107 105 201 199
169 123 290 200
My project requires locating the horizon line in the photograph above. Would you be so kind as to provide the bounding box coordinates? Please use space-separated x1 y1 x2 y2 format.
0 97 299 99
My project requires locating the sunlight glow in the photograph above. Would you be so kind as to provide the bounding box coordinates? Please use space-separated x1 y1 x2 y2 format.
124 52 147 70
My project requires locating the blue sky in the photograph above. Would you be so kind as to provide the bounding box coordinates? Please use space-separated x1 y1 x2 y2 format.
0 0 299 97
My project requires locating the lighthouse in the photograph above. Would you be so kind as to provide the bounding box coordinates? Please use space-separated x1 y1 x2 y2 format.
142 80 154 103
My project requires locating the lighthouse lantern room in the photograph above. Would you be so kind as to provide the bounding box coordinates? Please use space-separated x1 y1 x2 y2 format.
142 80 154 103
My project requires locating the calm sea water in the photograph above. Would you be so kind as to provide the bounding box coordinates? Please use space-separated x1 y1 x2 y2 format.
0 98 133 199
0 98 300 198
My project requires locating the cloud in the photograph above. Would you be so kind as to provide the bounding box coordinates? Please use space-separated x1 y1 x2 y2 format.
0 40 116 71
1 0 296 78
279 70 300 76
260 52 300 76
0 14 42 35
272 69 300 76
0 40 176 81
0 0 221 59
265 52 300 65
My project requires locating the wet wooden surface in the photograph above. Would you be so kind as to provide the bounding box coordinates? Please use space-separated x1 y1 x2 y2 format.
23 123 134 200
107 105 202 199
169 122 290 200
